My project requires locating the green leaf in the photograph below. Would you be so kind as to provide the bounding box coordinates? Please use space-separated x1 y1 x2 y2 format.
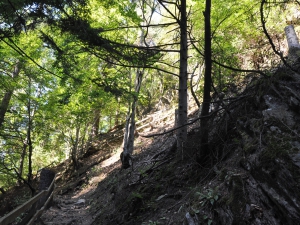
191 207 200 214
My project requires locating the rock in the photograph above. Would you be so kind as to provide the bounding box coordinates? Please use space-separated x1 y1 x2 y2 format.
262 95 295 127
291 141 300 150
74 199 86 206
240 158 251 171
270 126 281 133
290 153 300 167
289 96 300 111
185 212 198 225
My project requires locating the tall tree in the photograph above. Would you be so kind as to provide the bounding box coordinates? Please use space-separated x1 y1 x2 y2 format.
177 0 188 149
156 0 189 150
121 69 143 169
199 0 212 162
121 0 152 169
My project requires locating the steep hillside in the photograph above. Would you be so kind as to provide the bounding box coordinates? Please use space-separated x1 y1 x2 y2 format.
1 61 300 225
41 61 300 225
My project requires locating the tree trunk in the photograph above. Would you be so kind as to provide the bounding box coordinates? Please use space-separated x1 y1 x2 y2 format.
18 141 27 185
91 109 100 137
121 69 143 169
26 76 37 185
115 97 121 126
81 122 89 157
71 126 80 170
284 25 300 59
198 0 212 163
121 12 148 168
190 61 203 108
177 0 188 150
0 61 21 128
18 75 35 185
27 127 33 183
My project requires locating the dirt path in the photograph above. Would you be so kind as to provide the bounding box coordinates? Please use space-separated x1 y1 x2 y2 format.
38 105 198 225
39 149 122 225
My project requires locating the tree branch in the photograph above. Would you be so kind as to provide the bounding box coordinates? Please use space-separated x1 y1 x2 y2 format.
141 94 250 138
102 22 178 32
189 33 267 77
157 0 180 23
260 0 293 70
0 37 64 79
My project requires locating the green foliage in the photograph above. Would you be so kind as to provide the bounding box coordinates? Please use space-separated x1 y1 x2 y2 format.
225 174 247 216
127 191 143 205
196 187 220 206
0 0 298 191
190 0 296 93
142 220 160 225
262 133 294 160
203 215 213 225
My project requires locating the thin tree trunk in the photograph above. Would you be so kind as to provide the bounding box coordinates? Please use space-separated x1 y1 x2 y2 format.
27 77 36 184
199 0 212 162
91 109 100 137
70 126 80 170
190 62 202 108
121 69 143 169
18 141 27 185
27 126 33 183
177 0 188 150
79 121 89 157
121 10 148 168
115 97 121 126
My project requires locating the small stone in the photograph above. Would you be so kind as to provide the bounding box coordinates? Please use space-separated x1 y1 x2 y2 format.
270 126 280 133
289 96 300 110
74 199 86 206
290 153 300 167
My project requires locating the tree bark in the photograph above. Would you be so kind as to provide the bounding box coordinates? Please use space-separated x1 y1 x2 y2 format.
199 0 212 163
91 109 100 137
284 25 300 59
121 69 143 169
0 61 21 128
27 79 33 184
121 10 149 168
177 0 188 150
18 141 27 185
27 126 33 183
115 97 121 126
71 126 80 170
190 62 203 108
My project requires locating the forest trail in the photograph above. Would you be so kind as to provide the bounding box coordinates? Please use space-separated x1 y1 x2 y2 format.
38 103 198 225
39 152 122 225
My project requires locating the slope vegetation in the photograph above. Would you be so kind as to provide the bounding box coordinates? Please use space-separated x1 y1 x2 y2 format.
1 62 300 225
